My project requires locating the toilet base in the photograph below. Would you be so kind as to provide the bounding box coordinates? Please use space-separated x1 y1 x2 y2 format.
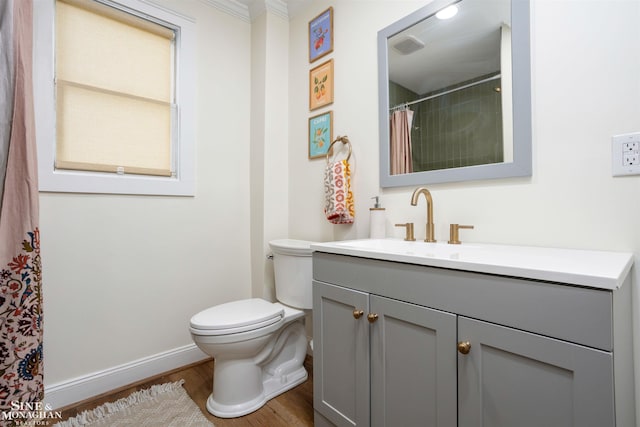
206 366 308 418
202 319 309 418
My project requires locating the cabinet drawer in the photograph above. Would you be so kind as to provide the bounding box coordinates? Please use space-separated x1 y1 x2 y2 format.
313 252 613 351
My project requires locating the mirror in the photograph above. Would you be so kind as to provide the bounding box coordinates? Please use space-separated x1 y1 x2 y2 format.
378 0 531 187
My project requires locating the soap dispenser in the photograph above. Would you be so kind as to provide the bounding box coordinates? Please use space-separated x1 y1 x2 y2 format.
369 196 386 239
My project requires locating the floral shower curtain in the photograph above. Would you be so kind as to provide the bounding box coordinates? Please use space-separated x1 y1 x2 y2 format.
0 0 44 416
389 108 414 175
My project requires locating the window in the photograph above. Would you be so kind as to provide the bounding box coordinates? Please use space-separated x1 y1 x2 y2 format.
34 0 195 196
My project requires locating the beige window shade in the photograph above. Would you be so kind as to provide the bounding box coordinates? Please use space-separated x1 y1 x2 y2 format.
55 0 175 177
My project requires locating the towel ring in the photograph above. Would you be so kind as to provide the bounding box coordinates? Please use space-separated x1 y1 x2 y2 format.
326 136 352 163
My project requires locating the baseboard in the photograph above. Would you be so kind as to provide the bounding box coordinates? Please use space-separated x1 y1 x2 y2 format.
44 344 209 409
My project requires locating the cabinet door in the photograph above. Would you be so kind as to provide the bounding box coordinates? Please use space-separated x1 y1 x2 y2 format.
458 316 614 427
313 281 370 427
370 295 457 427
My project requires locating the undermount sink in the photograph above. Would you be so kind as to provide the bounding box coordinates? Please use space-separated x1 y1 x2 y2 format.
311 238 634 290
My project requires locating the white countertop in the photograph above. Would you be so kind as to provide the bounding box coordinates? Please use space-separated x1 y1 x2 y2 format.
311 239 634 290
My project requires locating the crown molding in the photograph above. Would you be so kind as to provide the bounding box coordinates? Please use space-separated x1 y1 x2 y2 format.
200 0 300 22
199 0 251 22
263 0 288 20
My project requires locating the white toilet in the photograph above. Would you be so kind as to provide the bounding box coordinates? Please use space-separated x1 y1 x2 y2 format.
189 239 314 418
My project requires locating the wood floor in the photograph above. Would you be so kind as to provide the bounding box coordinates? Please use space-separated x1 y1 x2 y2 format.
58 357 314 426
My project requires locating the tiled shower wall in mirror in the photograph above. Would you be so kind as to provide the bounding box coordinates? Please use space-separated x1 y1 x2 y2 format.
389 76 503 172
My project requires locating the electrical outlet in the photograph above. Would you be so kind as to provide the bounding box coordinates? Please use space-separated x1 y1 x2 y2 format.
612 133 640 176
623 142 639 166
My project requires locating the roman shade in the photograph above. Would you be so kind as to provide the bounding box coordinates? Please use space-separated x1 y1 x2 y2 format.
55 0 175 177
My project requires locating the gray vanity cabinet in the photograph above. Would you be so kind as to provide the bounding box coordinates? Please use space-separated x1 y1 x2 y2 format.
313 282 370 427
313 281 457 427
458 316 614 427
369 295 457 427
312 251 635 427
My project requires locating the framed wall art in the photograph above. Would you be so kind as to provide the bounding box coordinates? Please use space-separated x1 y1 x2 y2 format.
309 7 333 63
309 59 334 111
309 111 333 159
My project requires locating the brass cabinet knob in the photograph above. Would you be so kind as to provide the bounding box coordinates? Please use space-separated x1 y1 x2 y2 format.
367 313 379 323
457 341 471 355
353 309 364 319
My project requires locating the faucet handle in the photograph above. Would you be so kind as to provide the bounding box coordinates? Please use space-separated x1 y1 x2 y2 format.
448 224 474 245
395 223 416 241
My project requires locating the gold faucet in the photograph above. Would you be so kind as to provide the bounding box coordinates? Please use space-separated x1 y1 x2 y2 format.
410 187 436 242
395 223 416 241
448 224 474 245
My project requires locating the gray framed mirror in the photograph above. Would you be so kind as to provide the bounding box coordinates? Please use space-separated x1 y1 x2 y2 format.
378 0 531 187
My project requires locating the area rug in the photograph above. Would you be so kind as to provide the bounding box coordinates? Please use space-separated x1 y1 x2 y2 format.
53 380 214 427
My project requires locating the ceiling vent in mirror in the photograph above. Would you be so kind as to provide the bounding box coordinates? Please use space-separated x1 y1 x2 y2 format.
392 35 425 55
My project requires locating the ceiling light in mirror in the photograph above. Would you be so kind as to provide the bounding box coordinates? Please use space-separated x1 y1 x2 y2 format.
436 4 458 19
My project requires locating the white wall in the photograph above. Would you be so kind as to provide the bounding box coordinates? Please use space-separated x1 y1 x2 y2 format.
288 0 432 243
251 10 291 302
286 0 640 418
39 0 640 417
41 0 253 387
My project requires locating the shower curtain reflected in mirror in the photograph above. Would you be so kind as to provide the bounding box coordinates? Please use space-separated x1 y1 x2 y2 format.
0 0 44 414
390 108 414 175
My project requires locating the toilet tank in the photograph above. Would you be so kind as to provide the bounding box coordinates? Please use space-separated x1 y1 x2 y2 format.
269 239 315 310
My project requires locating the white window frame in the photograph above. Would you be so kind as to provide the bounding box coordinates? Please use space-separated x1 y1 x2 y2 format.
33 0 196 196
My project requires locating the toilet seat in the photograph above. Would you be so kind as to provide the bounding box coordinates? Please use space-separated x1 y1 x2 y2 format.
190 298 284 336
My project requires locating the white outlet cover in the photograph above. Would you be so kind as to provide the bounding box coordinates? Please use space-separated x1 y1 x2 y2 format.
612 132 640 176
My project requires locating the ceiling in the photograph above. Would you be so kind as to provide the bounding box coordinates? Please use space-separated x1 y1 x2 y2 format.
388 0 510 95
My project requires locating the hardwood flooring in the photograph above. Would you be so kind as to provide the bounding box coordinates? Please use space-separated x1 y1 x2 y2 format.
57 356 314 426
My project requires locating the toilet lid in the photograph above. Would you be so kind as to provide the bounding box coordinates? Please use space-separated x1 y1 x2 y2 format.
269 239 315 256
190 299 284 334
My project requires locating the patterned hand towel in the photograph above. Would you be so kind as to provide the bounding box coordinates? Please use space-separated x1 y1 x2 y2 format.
324 159 355 224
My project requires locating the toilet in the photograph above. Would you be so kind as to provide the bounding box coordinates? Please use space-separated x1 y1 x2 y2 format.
189 239 314 418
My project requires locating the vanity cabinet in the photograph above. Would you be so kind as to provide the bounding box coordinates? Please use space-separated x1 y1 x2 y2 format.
313 282 456 426
312 251 635 427
457 317 614 427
